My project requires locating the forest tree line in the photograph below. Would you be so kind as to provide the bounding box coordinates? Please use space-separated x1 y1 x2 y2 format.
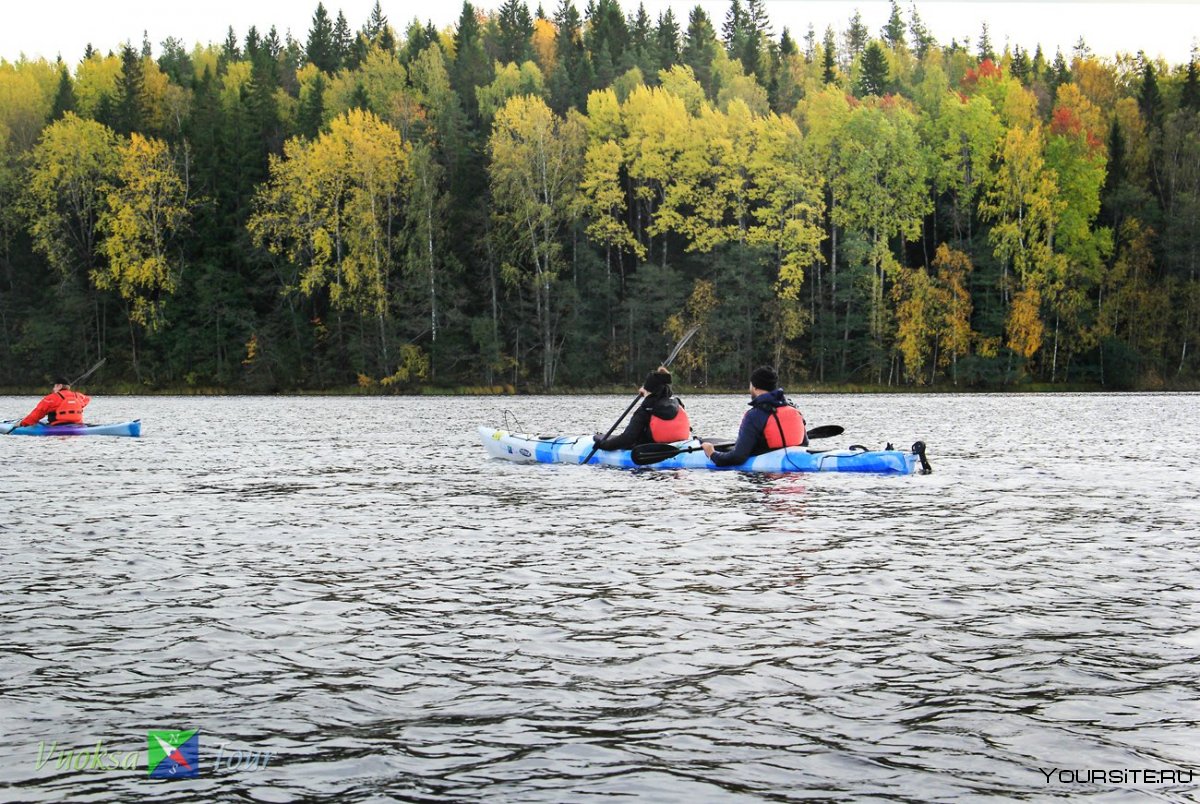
1 0 1198 391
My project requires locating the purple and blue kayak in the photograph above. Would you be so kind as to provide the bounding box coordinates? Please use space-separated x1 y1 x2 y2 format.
2 420 141 437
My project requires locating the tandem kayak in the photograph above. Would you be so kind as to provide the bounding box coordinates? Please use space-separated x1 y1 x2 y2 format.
2 420 141 437
479 426 929 474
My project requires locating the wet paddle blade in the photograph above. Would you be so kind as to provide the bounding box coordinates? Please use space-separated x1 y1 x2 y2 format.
630 443 689 466
806 425 844 439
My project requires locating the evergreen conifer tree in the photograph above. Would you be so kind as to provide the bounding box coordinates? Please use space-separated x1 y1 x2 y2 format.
682 6 718 96
857 40 889 96
1181 60 1200 111
114 43 147 135
656 9 681 69
1138 54 1164 129
306 3 337 72
822 26 837 84
882 1 905 49
50 68 76 121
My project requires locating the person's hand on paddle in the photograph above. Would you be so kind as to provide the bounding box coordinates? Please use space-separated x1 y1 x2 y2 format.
701 442 716 459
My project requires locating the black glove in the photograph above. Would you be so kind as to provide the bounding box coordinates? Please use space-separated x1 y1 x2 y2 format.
592 432 604 444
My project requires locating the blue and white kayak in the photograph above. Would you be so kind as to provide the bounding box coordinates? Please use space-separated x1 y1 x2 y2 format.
2 419 141 437
478 426 925 474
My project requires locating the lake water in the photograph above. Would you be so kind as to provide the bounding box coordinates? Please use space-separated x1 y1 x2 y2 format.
1 393 1197 802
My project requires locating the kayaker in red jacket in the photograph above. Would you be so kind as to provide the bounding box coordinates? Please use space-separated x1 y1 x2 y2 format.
18 378 92 427
593 367 692 450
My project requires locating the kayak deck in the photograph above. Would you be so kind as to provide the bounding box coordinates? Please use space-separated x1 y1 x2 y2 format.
479 426 924 474
3 420 141 437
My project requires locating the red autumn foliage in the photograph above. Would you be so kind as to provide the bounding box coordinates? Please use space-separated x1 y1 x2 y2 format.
962 59 1003 91
1051 105 1083 137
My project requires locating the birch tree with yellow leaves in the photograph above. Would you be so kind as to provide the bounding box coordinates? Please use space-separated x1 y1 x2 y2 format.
248 108 411 375
488 94 586 387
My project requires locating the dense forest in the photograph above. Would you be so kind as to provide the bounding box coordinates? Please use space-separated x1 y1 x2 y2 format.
0 0 1197 391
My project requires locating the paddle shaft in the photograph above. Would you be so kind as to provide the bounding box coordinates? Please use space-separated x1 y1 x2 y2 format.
580 325 700 466
70 357 106 387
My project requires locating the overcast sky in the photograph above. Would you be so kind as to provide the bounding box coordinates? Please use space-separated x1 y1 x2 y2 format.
2 1 1197 68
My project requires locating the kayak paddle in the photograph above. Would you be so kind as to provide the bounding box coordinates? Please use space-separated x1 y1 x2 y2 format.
580 325 700 466
70 357 106 387
630 424 845 466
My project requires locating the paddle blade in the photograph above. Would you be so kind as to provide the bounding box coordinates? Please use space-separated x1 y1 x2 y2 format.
630 443 686 466
806 425 844 440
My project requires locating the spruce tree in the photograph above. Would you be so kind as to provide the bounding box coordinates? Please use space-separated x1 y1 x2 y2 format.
1100 119 1126 229
114 43 147 135
780 27 796 58
682 6 718 96
454 2 493 118
822 26 837 84
1050 49 1070 92
656 9 681 69
222 26 241 65
843 11 868 61
908 6 934 59
628 3 659 77
1010 46 1031 83
722 0 745 53
586 0 628 69
977 23 994 63
50 68 76 121
549 0 592 112
245 26 262 65
496 0 534 64
158 37 194 86
1032 45 1047 78
857 40 889 96
882 0 905 50
333 11 352 69
1138 53 1164 131
297 73 326 138
306 3 337 73
1181 60 1200 112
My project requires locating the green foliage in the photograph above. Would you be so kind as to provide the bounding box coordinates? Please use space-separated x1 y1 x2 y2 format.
0 7 1197 390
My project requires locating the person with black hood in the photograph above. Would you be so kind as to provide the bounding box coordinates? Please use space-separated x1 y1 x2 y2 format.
702 365 806 466
592 366 692 450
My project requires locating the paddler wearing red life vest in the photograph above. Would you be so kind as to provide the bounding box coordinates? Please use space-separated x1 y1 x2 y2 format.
17 377 92 427
592 367 692 450
702 365 806 465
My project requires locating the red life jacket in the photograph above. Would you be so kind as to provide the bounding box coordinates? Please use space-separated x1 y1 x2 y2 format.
763 405 805 449
648 406 691 443
49 390 89 425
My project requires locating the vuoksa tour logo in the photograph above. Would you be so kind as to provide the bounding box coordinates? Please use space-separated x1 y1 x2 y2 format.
147 729 200 779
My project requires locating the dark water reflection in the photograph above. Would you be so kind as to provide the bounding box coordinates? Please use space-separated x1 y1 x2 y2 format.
1 393 1197 802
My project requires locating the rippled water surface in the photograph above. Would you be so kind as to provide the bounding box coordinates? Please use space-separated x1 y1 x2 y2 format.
1 393 1198 802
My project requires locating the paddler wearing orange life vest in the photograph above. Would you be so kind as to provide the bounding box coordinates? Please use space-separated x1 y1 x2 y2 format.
702 365 806 466
592 367 691 450
17 377 92 427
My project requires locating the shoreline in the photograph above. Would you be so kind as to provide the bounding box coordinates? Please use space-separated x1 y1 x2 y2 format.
2 382 1198 396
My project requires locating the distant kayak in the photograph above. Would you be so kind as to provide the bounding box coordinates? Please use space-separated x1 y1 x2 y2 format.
2 420 141 437
479 426 927 474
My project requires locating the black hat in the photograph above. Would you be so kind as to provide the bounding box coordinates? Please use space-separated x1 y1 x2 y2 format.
643 368 672 395
54 376 72 387
750 365 778 391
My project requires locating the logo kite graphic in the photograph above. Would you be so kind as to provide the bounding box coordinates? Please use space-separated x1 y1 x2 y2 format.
147 729 200 779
